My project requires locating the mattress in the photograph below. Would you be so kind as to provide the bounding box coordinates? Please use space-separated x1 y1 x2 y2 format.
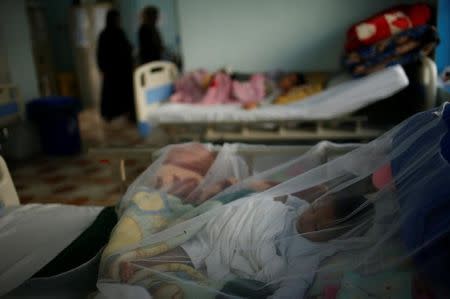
146 65 408 124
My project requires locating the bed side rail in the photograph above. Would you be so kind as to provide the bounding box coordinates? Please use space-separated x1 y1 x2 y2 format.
0 155 20 207
134 61 178 138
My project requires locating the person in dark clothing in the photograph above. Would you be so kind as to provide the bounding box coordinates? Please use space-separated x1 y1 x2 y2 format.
138 6 163 65
97 9 135 122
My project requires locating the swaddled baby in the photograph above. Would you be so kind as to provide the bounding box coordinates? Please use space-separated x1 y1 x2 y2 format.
183 192 369 298
120 188 371 298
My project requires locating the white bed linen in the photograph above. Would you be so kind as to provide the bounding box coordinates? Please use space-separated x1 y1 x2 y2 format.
0 204 101 296
146 66 408 124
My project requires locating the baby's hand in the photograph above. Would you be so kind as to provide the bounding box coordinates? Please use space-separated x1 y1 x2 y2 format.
186 177 238 204
164 176 200 200
248 180 278 191
154 173 199 201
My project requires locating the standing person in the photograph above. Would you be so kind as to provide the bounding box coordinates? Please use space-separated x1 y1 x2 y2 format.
138 6 163 65
97 9 135 122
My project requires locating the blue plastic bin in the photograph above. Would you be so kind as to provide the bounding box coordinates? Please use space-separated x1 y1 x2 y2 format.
27 97 82 156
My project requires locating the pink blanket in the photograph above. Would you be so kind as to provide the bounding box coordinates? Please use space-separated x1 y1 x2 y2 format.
170 70 266 105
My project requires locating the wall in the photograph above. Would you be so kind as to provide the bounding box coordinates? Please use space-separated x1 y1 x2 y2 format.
436 0 450 73
178 0 432 72
117 0 138 47
41 0 74 73
119 0 180 57
38 0 178 72
41 0 438 74
0 0 39 101
0 27 11 84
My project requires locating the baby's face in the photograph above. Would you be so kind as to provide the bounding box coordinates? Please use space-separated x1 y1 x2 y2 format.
296 197 336 241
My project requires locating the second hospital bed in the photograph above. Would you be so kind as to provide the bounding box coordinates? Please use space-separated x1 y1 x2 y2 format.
96 101 450 298
1 142 360 298
133 59 436 142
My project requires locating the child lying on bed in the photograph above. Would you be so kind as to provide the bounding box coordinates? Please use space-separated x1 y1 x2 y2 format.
120 183 372 299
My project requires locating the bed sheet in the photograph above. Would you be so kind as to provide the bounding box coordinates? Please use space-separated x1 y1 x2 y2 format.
0 204 102 296
146 65 408 124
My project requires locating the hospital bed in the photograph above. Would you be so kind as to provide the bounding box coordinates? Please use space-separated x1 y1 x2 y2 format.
2 142 363 298
133 58 436 143
3 124 446 299
93 141 421 298
0 156 102 298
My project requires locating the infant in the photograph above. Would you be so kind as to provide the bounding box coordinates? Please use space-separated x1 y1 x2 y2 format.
120 188 371 298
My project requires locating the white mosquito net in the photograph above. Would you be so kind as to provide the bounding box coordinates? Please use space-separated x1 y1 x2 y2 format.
98 103 450 299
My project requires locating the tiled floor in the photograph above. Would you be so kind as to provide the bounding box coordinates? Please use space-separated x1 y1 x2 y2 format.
9 109 166 207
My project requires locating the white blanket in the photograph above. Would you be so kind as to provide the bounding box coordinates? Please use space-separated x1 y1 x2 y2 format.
181 195 288 282
0 204 101 296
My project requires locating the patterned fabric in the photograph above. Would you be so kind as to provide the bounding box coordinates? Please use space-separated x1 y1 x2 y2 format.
170 71 267 105
100 189 256 298
344 25 439 77
345 4 431 52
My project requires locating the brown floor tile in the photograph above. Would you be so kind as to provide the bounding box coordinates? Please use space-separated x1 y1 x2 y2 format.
84 166 103 176
19 194 34 204
93 177 114 184
73 158 93 166
10 109 160 207
53 184 78 194
126 159 137 166
66 197 90 206
15 184 27 191
36 165 59 175
42 175 67 184
106 185 122 195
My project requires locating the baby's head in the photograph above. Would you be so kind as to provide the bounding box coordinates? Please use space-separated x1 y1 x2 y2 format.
296 194 373 242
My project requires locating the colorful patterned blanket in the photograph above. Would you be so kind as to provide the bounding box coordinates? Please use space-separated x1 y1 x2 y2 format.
100 188 262 298
344 25 439 77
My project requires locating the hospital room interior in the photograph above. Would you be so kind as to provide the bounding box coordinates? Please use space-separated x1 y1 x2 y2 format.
1 0 450 298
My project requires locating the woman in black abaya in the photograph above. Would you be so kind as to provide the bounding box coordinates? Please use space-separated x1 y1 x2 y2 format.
97 9 135 122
